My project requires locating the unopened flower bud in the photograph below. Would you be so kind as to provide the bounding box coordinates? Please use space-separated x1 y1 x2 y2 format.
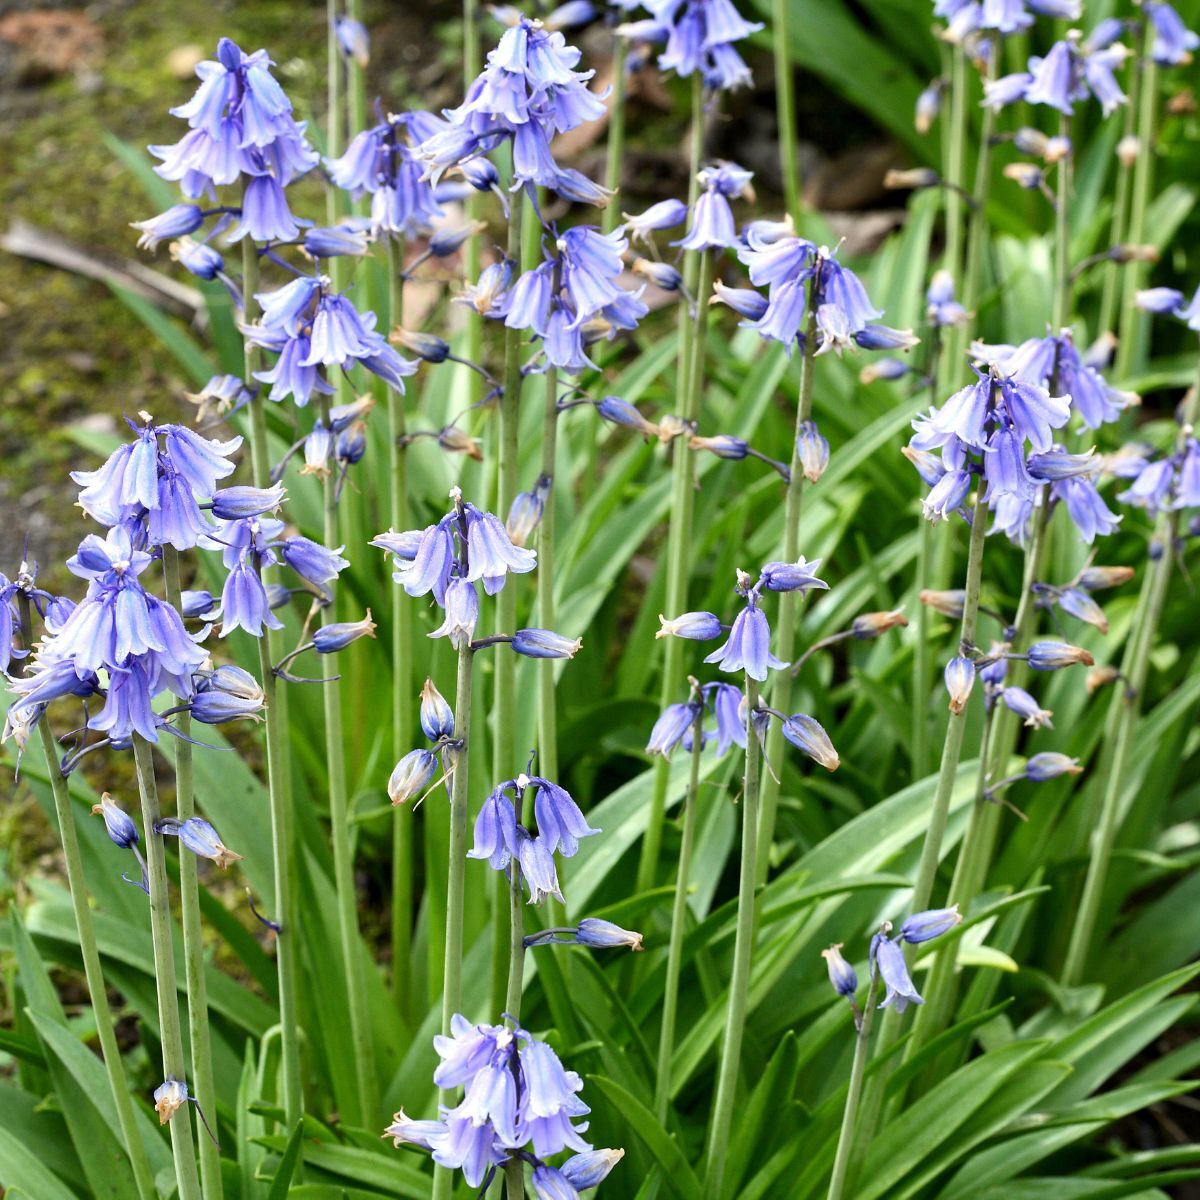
391 329 452 363
821 943 858 997
429 220 486 257
1058 587 1108 634
781 713 839 771
313 611 377 653
180 589 217 619
438 426 483 460
797 420 830 482
1077 565 1134 591
1111 244 1159 264
1027 640 1094 670
898 905 961 943
920 589 965 619
632 258 684 291
859 357 909 384
760 557 827 595
1024 752 1082 781
210 484 286 519
1043 135 1071 164
689 434 749 460
507 476 550 547
656 611 722 640
1012 127 1049 156
710 281 769 320
1117 134 1140 167
301 424 334 477
511 628 582 659
1087 664 1121 693
1001 686 1053 728
656 413 690 443
92 794 139 849
561 1149 625 1190
575 918 643 950
595 395 660 438
1003 162 1044 190
389 749 438 805
944 655 976 715
157 817 243 868
851 610 908 639
419 678 455 741
154 1079 189 1125
884 167 940 190
914 79 944 133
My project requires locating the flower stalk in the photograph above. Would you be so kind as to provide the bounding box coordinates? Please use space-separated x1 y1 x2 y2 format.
654 702 704 1122
132 736 203 1200
756 305 816 883
162 546 223 1199
705 675 762 1196
826 971 878 1200
773 0 800 221
241 239 303 1133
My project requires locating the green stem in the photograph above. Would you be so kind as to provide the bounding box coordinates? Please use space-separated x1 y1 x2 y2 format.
505 864 525 1018
317 396 376 1126
705 675 762 1197
637 240 713 893
935 46 969 398
1098 20 1144 337
490 185 527 1017
602 38 628 236
326 1 342 210
756 306 816 884
654 704 703 1123
826 976 878 1200
1062 367 1200 984
388 241 415 1016
912 520 934 779
33 718 157 1200
1115 46 1159 380
1052 116 1073 332
242 241 303 1135
772 0 800 222
960 56 996 354
432 640 475 1200
163 548 222 1198
132 737 202 1200
537 369 559 781
346 0 366 143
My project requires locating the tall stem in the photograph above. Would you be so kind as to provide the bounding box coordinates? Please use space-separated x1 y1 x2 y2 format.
772 0 800 222
705 675 762 1197
1115 47 1159 380
490 186 527 1016
132 737 202 1200
826 976 878 1200
241 241 303 1133
637 75 706 891
959 57 996 357
503 862 526 1200
317 397 376 1126
654 706 703 1123
757 307 816 883
1098 21 1144 337
162 549 222 1198
387 241 415 1015
431 641 475 1200
935 46 969 399
31 721 157 1200
1062 369 1200 983
537 370 559 780
1052 117 1073 332
602 38 628 236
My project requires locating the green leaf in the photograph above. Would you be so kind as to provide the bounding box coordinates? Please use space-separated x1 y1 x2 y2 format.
267 1122 306 1200
0 1125 81 1200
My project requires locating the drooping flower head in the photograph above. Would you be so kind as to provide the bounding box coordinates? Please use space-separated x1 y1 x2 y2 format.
622 0 763 90
147 38 319 242
414 17 610 203
984 33 1129 116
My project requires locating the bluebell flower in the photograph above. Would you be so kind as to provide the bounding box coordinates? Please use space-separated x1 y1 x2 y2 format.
334 15 370 66
190 664 266 723
922 467 971 524
533 777 600 856
131 204 205 251
156 816 243 868
465 505 537 592
647 700 701 757
326 114 443 238
926 270 968 327
154 1078 190 1125
781 713 839 770
985 37 1129 116
874 934 923 1013
707 682 747 755
821 943 858 997
1136 287 1185 315
209 483 285 519
1146 2 1199 66
595 395 663 438
388 749 439 805
622 198 688 244
1056 586 1109 633
898 907 962 943
532 1163 579 1200
1001 685 1053 728
710 280 770 320
561 1149 624 1190
634 0 763 90
429 578 480 650
278 536 348 585
507 476 551 548
703 598 785 681
676 161 753 251
469 784 522 869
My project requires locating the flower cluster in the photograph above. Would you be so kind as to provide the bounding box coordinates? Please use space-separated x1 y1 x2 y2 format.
145 38 318 243
620 0 763 91
326 111 444 238
415 16 610 202
735 234 916 358
245 274 417 406
470 773 599 904
647 678 746 758
386 1017 620 1190
985 33 1129 117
